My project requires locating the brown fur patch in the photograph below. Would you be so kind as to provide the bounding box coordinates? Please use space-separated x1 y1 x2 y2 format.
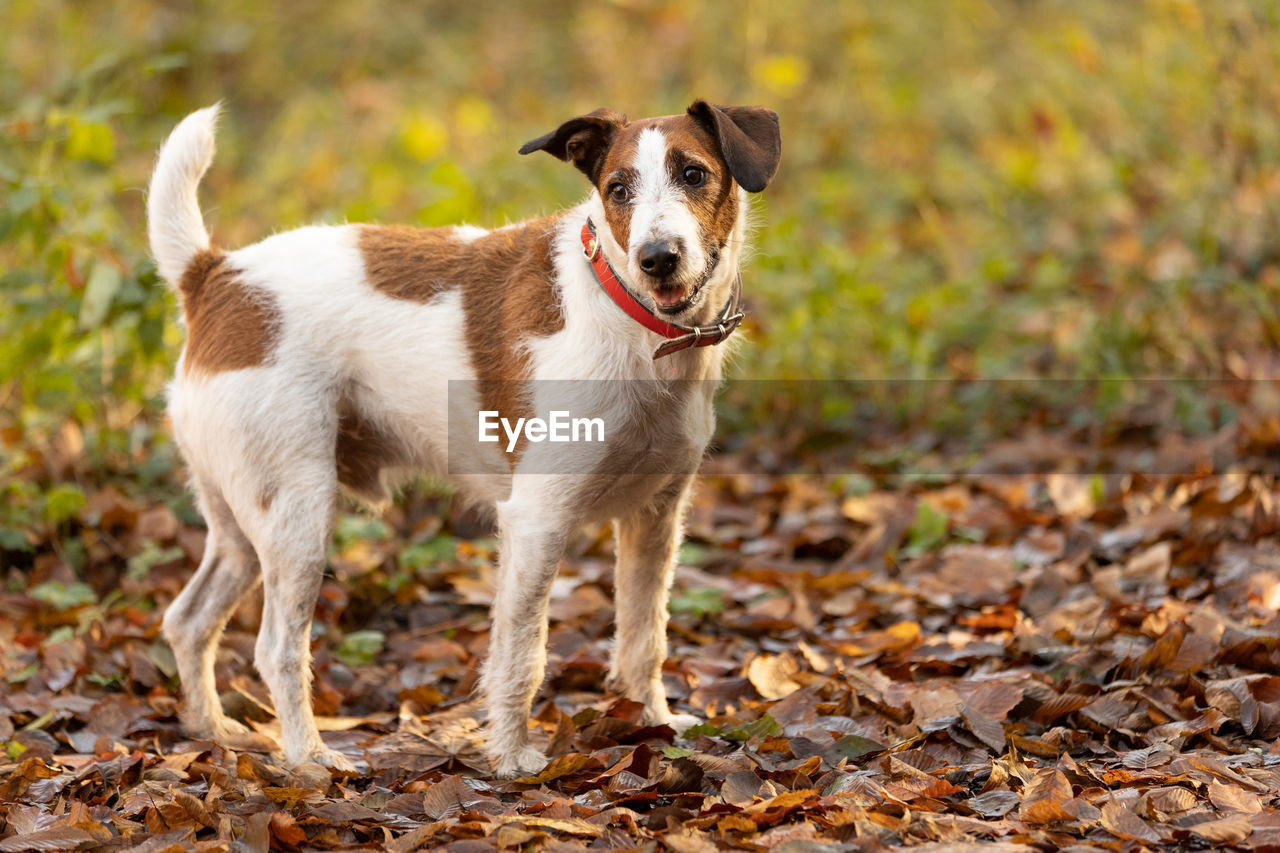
597 132 641 252
179 250 281 376
356 221 564 463
335 392 407 503
358 226 465 302
662 120 740 253
358 220 564 386
461 220 563 442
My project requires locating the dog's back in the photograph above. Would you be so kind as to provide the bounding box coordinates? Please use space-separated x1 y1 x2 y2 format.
149 112 578 507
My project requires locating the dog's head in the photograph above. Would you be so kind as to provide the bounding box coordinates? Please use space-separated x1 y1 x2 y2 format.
520 101 781 316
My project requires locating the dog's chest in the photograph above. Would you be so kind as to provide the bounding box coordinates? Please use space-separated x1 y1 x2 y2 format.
569 378 715 517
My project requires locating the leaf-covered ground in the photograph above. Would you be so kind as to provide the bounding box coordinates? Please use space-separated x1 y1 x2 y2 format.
2 411 1280 851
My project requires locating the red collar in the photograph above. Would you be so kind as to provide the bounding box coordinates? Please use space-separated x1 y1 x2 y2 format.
581 220 744 360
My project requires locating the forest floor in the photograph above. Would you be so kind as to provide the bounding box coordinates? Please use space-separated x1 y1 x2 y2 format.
2 400 1280 852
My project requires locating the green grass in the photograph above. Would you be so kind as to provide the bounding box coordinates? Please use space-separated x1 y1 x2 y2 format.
4 0 1280 483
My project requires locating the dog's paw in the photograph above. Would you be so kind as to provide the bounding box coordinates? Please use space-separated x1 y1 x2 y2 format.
291 760 338 789
489 745 547 780
666 712 704 738
307 746 359 775
208 715 253 737
205 717 277 753
639 706 703 737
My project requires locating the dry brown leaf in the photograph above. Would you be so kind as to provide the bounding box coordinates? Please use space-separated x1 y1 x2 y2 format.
908 844 1036 853
743 789 817 816
385 824 444 853
1145 786 1197 817
1121 741 1175 770
1100 799 1161 844
722 769 764 805
911 684 963 729
716 813 757 835
1207 778 1262 814
958 681 1024 720
1189 813 1253 844
1021 798 1075 824
796 640 831 673
170 790 215 828
1046 474 1095 519
1031 691 1092 724
263 787 328 809
961 705 1007 751
269 811 308 847
364 731 450 773
661 829 720 853
1205 678 1259 732
835 621 921 657
514 752 593 784
494 815 603 837
1081 692 1137 730
0 827 97 853
1020 768 1074 824
746 653 801 700
1123 541 1172 586
422 775 471 821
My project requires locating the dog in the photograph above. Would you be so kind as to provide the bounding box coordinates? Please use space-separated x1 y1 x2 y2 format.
147 100 781 778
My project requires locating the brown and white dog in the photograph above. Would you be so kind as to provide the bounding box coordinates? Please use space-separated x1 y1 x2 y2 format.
147 101 781 777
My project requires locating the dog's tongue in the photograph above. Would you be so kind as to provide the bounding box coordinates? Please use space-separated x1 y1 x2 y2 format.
653 287 687 308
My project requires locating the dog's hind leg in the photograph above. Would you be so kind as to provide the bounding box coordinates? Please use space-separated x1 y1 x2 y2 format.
243 473 355 772
162 482 264 746
480 485 575 779
609 475 699 734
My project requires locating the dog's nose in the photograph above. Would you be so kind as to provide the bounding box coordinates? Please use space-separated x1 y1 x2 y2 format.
638 241 681 278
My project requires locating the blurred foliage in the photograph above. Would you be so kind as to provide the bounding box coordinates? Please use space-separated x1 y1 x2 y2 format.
4 0 1280 539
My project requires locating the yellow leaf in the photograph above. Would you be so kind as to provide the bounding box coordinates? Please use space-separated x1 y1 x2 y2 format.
513 817 602 837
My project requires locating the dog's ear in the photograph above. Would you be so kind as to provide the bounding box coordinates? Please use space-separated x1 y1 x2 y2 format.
519 109 628 182
687 101 781 193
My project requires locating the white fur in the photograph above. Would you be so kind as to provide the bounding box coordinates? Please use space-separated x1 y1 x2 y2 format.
148 104 220 286
625 127 711 287
451 225 489 242
151 107 754 778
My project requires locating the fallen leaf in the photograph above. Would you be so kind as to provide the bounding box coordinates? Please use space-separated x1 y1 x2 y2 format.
746 653 802 700
1189 813 1253 844
514 752 593 784
1100 799 1161 843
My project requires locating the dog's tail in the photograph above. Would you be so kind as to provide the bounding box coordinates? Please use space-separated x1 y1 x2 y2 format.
148 104 221 287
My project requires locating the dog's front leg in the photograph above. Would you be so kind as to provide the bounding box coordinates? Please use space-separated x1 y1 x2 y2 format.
480 491 569 778
609 475 699 734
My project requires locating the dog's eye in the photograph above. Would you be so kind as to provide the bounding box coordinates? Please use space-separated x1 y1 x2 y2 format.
608 183 629 203
682 166 706 187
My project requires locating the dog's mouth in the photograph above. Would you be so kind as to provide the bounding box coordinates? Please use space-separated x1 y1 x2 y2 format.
652 282 700 314
647 248 720 316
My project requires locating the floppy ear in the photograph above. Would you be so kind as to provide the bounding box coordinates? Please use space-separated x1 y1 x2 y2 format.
518 108 628 182
687 101 781 193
